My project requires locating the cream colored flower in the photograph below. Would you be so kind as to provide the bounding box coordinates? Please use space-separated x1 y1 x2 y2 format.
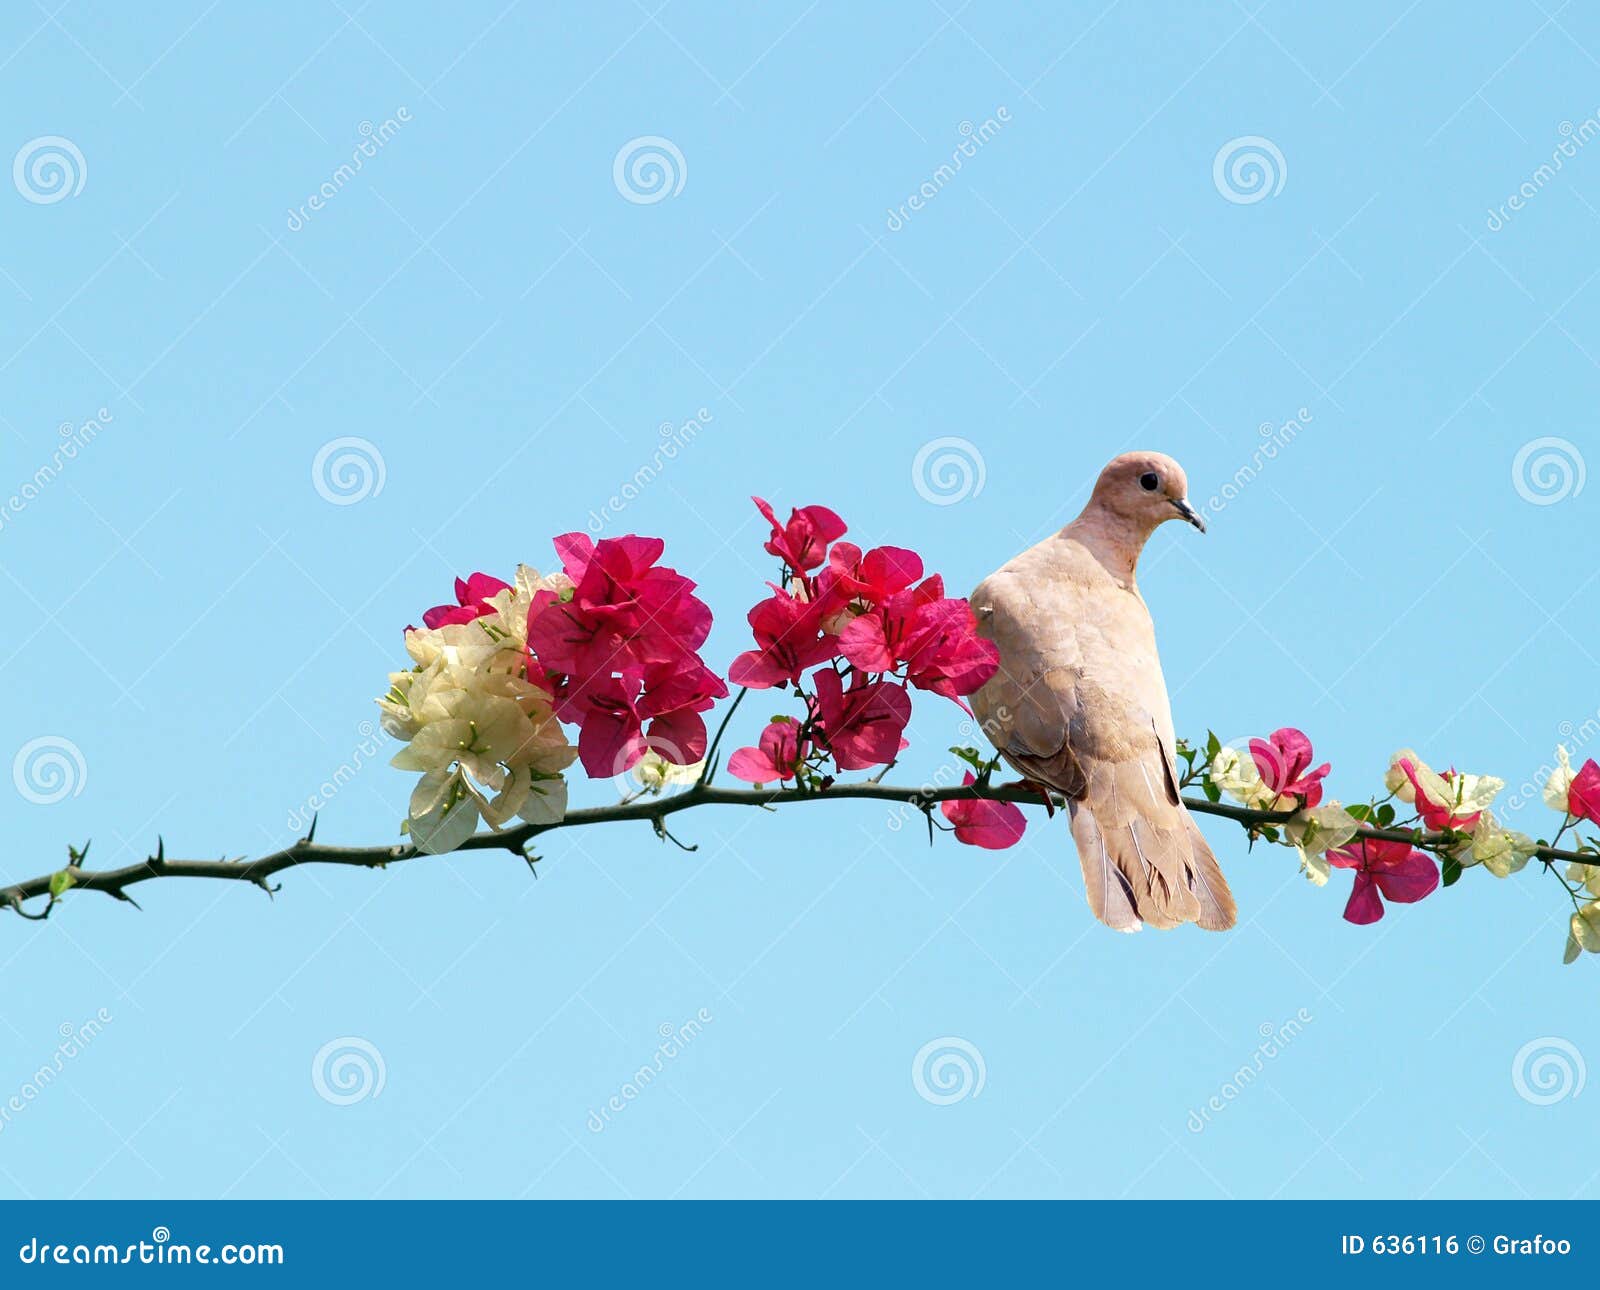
1284 801 1359 887
629 751 704 794
1464 810 1537 878
379 605 577 854
1544 745 1577 814
1566 862 1600 900
1385 749 1420 803
1209 746 1284 810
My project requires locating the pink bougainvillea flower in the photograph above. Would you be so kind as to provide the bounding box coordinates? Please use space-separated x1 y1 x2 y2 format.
1392 757 1498 832
811 667 911 771
753 497 847 572
568 662 727 777
420 572 511 629
526 532 715 702
727 718 809 785
941 772 1027 850
728 592 839 689
837 577 999 704
1568 758 1600 827
1249 728 1330 808
1325 836 1439 925
827 542 925 605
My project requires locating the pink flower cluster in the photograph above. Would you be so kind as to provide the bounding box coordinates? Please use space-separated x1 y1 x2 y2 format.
525 534 727 777
726 498 1020 846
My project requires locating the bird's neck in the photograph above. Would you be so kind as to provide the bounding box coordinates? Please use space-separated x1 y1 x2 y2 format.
1063 510 1150 588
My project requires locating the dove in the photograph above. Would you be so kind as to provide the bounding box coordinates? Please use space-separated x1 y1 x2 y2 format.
969 451 1236 933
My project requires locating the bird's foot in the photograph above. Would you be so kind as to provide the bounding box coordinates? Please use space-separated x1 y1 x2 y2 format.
1005 778 1057 817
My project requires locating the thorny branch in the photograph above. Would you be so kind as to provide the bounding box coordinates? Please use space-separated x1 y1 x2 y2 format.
4 782 1595 924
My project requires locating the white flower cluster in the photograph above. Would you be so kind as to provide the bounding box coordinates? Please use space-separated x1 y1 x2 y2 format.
377 566 577 854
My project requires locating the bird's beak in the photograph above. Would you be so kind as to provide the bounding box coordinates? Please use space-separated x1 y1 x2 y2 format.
1170 497 1206 533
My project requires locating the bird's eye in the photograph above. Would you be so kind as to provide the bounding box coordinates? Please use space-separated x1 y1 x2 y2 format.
1138 472 1160 492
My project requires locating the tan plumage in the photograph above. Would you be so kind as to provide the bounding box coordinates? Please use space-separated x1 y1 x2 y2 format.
970 452 1237 933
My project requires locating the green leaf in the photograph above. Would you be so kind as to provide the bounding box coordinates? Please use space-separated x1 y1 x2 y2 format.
1346 804 1371 823
1441 856 1462 888
1376 804 1396 827
1204 730 1221 761
48 869 75 899
1203 781 1221 804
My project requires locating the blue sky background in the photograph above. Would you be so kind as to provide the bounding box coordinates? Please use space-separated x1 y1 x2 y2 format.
2 1 1597 1200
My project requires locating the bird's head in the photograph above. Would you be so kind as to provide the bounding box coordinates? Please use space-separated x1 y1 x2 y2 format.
1087 451 1206 536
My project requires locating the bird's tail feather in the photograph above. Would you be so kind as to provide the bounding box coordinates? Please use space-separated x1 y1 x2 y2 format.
1068 758 1210 932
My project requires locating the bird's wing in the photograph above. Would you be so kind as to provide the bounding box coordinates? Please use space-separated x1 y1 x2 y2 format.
972 566 1232 932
